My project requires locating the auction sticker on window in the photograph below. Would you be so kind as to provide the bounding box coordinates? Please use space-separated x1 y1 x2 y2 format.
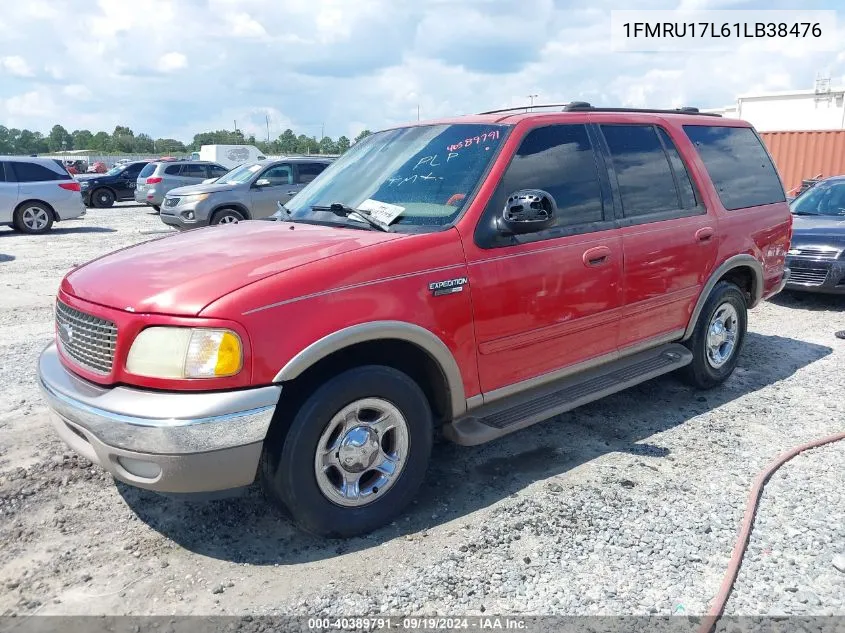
358 199 405 226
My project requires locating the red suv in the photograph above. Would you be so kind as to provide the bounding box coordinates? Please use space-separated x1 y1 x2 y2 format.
38 104 791 536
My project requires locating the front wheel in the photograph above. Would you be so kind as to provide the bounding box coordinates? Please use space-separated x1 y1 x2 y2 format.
210 208 244 225
682 281 747 389
261 365 433 537
91 188 115 208
13 203 54 234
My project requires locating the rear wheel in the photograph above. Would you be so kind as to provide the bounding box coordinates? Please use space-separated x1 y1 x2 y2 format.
152 205 161 213
91 188 115 208
210 208 244 225
261 365 433 537
682 281 747 389
13 203 54 234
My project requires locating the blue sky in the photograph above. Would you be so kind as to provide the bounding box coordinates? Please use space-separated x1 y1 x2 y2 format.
0 0 843 142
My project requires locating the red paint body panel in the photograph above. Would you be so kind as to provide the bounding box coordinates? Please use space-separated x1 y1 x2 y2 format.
53 109 792 401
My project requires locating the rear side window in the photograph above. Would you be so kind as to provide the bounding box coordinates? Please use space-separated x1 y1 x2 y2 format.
297 162 328 184
657 128 698 209
208 165 229 178
164 164 181 176
683 125 785 210
9 161 70 182
500 124 605 227
139 163 157 178
600 124 681 217
181 164 207 178
0 163 6 182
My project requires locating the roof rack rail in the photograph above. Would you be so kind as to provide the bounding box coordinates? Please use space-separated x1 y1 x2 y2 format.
477 103 721 117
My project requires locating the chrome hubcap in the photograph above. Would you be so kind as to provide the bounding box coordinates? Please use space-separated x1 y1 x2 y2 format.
314 398 409 508
22 207 49 230
219 215 239 224
706 303 739 368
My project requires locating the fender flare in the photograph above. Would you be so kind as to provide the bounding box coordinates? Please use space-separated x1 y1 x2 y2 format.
683 254 764 340
273 321 467 418
209 202 252 220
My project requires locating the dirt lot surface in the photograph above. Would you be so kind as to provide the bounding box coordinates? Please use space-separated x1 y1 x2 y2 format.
0 205 843 618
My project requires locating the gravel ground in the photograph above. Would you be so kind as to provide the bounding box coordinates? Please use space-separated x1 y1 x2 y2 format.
0 205 843 619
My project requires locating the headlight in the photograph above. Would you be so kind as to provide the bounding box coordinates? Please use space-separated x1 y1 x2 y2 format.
179 193 209 204
126 327 243 379
80 182 89 188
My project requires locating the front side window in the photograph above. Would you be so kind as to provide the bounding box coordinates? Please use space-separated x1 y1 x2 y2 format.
285 123 510 230
217 163 263 185
181 164 207 178
683 125 785 210
601 124 681 217
790 180 845 217
164 164 181 176
297 162 328 184
260 164 293 186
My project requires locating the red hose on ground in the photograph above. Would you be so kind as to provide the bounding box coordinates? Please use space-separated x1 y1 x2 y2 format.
698 430 845 633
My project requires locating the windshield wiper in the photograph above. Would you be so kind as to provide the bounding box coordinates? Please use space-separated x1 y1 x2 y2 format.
311 203 390 232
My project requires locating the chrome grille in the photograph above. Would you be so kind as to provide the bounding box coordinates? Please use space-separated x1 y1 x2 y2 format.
789 246 841 259
55 300 117 374
788 267 829 286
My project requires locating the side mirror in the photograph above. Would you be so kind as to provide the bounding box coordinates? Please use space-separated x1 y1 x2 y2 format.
496 190 556 235
254 178 271 188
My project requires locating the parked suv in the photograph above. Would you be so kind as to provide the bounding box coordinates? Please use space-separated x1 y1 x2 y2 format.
78 160 151 207
38 105 791 536
785 175 845 293
135 160 229 211
159 157 333 227
1 156 85 234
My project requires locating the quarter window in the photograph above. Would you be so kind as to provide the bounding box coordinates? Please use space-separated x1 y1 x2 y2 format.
683 125 786 210
600 125 680 217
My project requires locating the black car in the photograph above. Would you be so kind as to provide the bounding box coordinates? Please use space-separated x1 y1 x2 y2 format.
785 175 845 294
77 160 152 208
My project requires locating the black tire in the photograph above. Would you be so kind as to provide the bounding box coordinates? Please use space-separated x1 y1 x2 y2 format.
682 281 747 389
210 208 244 225
152 205 161 213
91 188 115 208
261 365 433 537
13 202 54 234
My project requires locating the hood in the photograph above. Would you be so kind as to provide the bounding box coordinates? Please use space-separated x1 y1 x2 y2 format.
168 182 238 196
61 221 405 316
791 214 845 243
75 174 101 181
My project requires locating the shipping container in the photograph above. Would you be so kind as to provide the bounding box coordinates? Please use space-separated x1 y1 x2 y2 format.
759 130 845 195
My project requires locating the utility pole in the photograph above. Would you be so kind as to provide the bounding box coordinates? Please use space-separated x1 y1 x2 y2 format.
417 104 420 121
320 123 325 140
527 94 538 111
265 115 270 143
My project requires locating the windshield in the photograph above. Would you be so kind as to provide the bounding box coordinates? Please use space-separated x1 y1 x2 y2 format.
285 123 510 229
790 180 845 216
105 165 124 176
217 163 262 185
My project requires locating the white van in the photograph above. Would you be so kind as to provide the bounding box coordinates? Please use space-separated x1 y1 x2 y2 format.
197 145 266 170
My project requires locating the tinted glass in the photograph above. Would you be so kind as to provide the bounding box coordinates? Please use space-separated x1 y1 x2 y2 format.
790 180 845 217
208 165 229 178
683 125 785 210
181 164 207 178
0 163 6 182
164 164 181 176
139 163 157 178
500 124 604 227
601 125 680 216
657 128 698 209
125 162 147 176
297 162 328 184
10 161 68 182
261 164 293 185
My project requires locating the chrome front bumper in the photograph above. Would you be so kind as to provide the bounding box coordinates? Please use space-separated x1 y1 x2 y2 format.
37 343 281 493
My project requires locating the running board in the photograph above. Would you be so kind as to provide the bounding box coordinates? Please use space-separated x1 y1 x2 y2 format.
444 344 692 446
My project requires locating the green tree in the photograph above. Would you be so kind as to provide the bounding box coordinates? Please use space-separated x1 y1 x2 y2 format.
17 130 38 154
0 126 11 154
278 129 297 154
71 129 94 150
155 138 186 154
318 136 337 155
353 129 372 144
295 134 314 154
336 135 351 154
111 125 135 153
134 133 155 153
48 124 72 152
91 131 111 151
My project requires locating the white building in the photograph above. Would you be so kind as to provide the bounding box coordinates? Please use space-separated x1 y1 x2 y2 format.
704 81 845 132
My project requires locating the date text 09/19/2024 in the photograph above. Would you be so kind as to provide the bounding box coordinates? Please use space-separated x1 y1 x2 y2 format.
307 617 526 630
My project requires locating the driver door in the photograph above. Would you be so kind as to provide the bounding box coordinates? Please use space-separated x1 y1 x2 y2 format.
461 123 624 395
249 163 295 218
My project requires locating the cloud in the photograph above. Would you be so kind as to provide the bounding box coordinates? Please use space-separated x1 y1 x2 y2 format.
0 0 843 141
0 55 34 77
157 52 188 73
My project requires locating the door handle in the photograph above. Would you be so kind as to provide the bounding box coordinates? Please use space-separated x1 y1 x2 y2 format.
695 227 715 243
583 246 611 267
